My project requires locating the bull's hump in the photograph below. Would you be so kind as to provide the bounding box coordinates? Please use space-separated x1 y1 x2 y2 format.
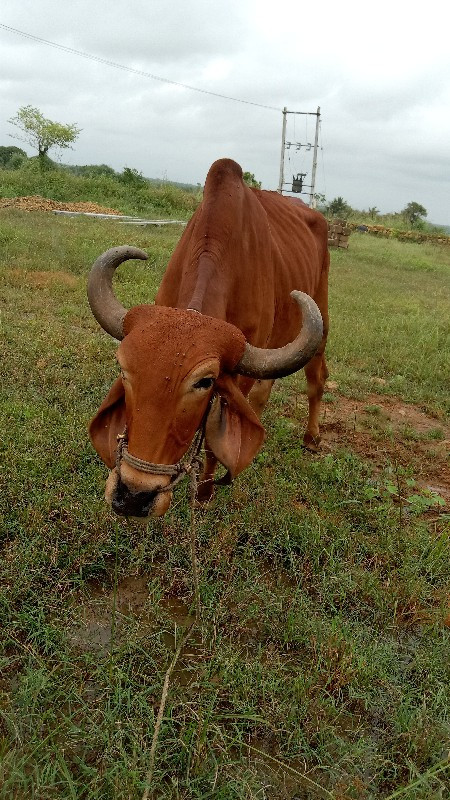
205 159 244 194
208 158 243 180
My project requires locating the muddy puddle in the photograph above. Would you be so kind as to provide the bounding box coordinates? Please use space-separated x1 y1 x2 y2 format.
67 574 204 684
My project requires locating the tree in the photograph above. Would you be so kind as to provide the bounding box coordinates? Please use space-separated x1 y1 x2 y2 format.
65 163 117 178
368 206 379 219
120 166 146 186
243 171 261 189
402 201 427 227
0 145 27 169
8 105 81 166
327 196 351 218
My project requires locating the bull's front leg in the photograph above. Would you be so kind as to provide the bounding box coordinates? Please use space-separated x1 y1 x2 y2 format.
197 447 219 503
248 378 274 417
197 379 273 504
303 352 329 452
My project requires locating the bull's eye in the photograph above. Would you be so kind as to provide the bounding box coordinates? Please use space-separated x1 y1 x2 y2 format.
192 377 215 390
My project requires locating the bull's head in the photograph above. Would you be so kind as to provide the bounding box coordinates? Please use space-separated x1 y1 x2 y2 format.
88 247 322 519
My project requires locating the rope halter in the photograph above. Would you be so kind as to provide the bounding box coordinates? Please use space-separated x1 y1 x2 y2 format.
115 395 215 497
116 425 204 494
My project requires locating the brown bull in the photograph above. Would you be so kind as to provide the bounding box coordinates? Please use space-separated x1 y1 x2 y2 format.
88 158 329 518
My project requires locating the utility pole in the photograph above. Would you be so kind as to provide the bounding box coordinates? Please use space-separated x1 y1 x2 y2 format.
278 106 321 206
309 106 320 207
277 107 287 193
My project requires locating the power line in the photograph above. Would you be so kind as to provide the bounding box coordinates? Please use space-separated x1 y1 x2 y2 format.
0 23 280 112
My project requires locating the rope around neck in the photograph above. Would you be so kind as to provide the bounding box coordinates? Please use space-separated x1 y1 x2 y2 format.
115 400 214 618
116 420 203 613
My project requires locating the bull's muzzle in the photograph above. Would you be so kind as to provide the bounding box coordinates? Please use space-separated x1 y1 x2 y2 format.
112 478 159 517
106 470 172 519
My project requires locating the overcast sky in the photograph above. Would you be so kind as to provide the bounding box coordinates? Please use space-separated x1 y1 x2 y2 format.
1 1 449 223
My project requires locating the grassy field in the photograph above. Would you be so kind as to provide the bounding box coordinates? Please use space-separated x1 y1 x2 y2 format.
0 211 449 799
0 167 201 218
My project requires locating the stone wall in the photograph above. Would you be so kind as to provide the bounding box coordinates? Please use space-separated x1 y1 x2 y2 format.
328 219 351 249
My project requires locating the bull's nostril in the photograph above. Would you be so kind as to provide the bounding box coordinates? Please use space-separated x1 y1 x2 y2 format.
112 479 158 517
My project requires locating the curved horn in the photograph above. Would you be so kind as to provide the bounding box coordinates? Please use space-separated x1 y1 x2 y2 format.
235 291 323 379
87 246 148 340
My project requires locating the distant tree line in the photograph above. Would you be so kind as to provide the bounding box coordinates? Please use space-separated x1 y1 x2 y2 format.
322 196 430 230
0 146 202 192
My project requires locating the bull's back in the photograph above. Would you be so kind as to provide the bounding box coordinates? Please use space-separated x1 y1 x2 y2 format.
156 161 328 350
157 161 276 345
250 190 329 349
252 190 328 297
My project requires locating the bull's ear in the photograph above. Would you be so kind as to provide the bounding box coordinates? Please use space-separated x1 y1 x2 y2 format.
205 375 265 478
88 377 125 468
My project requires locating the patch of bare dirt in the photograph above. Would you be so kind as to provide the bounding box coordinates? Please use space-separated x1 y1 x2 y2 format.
0 195 120 215
319 390 450 502
7 268 78 288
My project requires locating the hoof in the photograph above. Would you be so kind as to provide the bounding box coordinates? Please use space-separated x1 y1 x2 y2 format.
303 432 321 453
196 479 214 505
214 470 232 487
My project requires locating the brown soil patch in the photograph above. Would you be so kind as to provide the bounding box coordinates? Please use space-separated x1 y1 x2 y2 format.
7 268 78 288
319 392 450 502
0 195 120 215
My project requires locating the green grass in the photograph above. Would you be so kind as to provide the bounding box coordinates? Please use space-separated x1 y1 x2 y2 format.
328 236 450 415
0 165 201 218
0 215 449 799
